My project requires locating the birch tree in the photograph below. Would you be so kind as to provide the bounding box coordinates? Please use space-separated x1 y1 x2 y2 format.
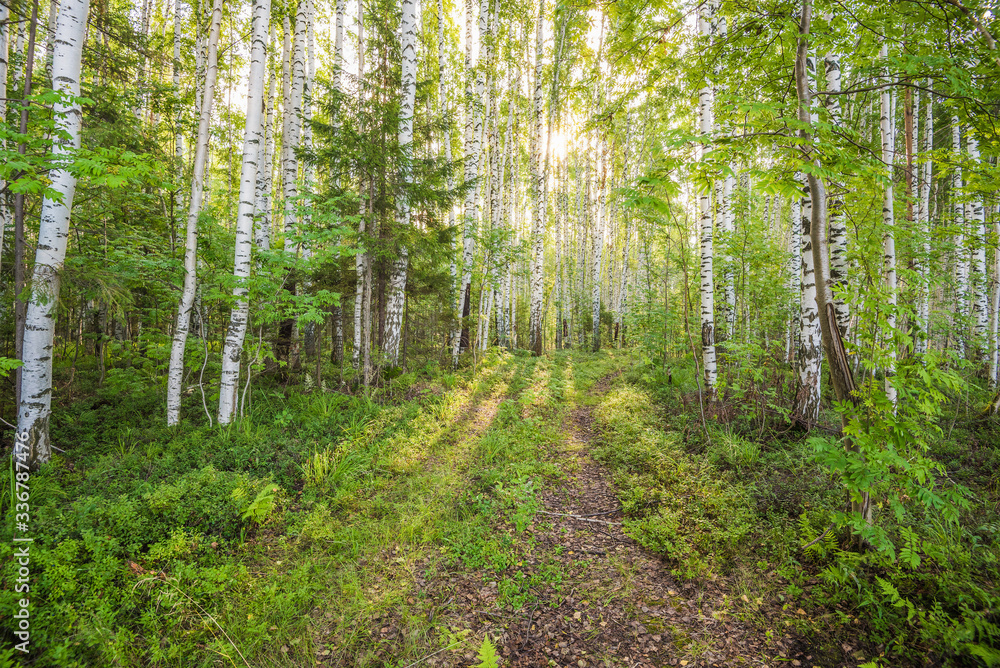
166 0 222 427
698 0 717 396
17 0 91 466
528 0 545 356
915 85 932 356
218 0 271 425
383 0 420 366
451 0 482 365
824 42 849 337
879 43 897 407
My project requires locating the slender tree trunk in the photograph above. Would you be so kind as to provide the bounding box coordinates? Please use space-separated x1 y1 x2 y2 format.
953 117 968 356
218 0 271 425
255 31 276 252
716 15 735 342
528 0 545 356
880 43 897 407
17 0 90 467
384 0 418 366
787 196 800 363
276 4 306 371
166 0 221 427
352 0 366 369
796 164 822 425
797 0 868 524
916 84 933 356
968 134 988 355
13 0 39 412
698 0 717 395
301 0 317 359
824 44 849 338
592 135 607 353
451 0 480 364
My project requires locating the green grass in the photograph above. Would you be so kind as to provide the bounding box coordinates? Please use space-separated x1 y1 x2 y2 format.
0 349 588 666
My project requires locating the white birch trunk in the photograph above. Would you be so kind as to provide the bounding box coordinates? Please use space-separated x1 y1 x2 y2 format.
698 0 717 394
915 86 932 355
17 0 90 466
717 15 735 341
953 117 968 342
384 0 419 365
787 195 801 363
166 0 222 427
451 0 480 365
592 138 607 352
282 7 305 253
968 134 988 349
824 45 849 337
990 204 1000 389
796 167 822 424
880 44 897 407
352 0 366 368
794 54 823 424
218 0 271 425
255 35 276 252
528 0 545 355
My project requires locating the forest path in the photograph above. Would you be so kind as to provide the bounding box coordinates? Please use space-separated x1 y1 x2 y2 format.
313 350 784 668
464 357 769 668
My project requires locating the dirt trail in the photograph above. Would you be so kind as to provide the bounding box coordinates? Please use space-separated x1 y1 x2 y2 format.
426 368 779 668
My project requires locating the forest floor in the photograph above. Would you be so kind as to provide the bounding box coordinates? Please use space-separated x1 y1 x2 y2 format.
305 350 834 668
22 346 987 667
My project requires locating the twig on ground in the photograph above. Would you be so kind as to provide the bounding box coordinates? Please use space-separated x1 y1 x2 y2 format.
537 510 622 526
399 640 465 668
801 523 835 549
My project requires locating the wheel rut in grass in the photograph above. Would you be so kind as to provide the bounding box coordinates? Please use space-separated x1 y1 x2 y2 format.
427 367 771 668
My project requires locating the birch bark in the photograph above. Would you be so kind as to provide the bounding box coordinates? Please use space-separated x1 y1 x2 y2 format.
166 0 222 427
17 0 90 466
528 0 545 355
218 0 271 425
698 0 717 395
880 43 898 407
383 0 419 365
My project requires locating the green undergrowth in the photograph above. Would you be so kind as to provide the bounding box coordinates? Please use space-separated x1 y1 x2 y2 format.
0 349 594 667
601 353 1000 667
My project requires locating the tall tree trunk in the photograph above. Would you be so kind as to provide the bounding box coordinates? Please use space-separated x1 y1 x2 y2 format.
698 0 717 395
592 135 607 353
968 133 988 355
915 84 933 356
352 0 366 369
166 0 222 427
796 164 822 425
528 0 545 356
17 0 90 466
384 0 418 366
218 0 271 425
952 117 968 355
787 196 800 363
301 0 317 359
451 0 481 365
880 43 897 407
276 3 306 371
717 15 736 341
13 0 39 412
824 43 849 338
255 29 276 252
797 0 868 524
